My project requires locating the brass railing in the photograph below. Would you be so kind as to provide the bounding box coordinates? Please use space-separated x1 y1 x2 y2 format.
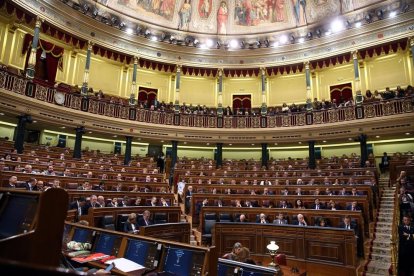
0 69 413 129
390 179 400 276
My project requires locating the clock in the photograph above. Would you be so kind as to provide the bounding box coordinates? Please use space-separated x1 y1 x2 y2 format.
54 91 65 105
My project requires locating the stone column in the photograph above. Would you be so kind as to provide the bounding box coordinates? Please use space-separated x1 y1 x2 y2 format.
217 69 223 117
174 65 181 113
14 115 32 154
261 143 268 168
353 50 363 106
81 41 93 97
73 127 85 159
26 17 42 79
305 61 313 111
308 140 316 169
260 68 267 115
129 56 139 105
124 136 132 165
216 143 223 168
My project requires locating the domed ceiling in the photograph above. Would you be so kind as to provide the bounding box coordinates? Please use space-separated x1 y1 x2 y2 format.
94 0 379 35
13 0 414 67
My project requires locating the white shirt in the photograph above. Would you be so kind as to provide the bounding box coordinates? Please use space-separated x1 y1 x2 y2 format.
177 181 186 194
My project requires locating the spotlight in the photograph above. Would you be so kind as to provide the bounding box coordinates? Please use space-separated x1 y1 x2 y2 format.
279 35 288 44
169 35 175 43
136 26 142 34
306 32 313 39
376 9 384 19
331 19 344 32
184 36 194 45
206 39 214 48
92 8 99 18
365 13 372 23
389 11 397 18
216 41 221 49
355 21 362 28
229 39 239 48
151 35 158 41
144 29 151 37
125 28 133 35
240 41 246 49
315 29 322 37
160 33 167 41
82 4 90 14
119 22 126 30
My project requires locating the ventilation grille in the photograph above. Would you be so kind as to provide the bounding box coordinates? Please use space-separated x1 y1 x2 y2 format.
139 131 169 136
371 124 411 130
92 123 123 131
319 130 352 136
272 135 302 139
0 102 16 108
227 136 257 140
39 112 73 122
184 135 213 139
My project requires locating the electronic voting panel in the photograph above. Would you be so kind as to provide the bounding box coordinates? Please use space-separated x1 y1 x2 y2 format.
124 238 161 269
161 246 206 276
92 232 122 256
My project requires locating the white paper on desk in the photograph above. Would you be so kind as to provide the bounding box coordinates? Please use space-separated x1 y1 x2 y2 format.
105 258 145 272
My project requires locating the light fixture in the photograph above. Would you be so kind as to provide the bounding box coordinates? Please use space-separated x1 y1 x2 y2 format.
33 120 37 123
144 29 151 37
298 37 305 43
230 39 239 49
113 135 117 138
88 131 92 134
264 39 270 47
406 132 411 135
279 35 288 44
323 140 327 143
82 4 89 14
274 143 278 146
125 28 133 35
111 16 119 26
376 10 384 19
365 13 372 23
0 112 4 115
151 35 158 41
345 20 352 29
389 11 397 18
298 142 302 144
160 140 164 143
193 39 199 47
306 32 313 39
266 241 280 270
348 138 353 141
240 41 246 49
60 126 66 129
375 135 380 138
184 142 187 144
272 41 279 47
216 41 221 49
119 22 126 30
92 8 99 18
315 29 322 38
331 19 344 33
251 143 255 146
355 21 362 28
206 143 210 145
289 34 295 43
206 39 214 48
229 143 232 146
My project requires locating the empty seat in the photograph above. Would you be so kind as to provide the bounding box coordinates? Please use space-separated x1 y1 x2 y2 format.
153 213 167 224
101 215 115 230
116 214 129 232
219 213 232 222
204 213 217 221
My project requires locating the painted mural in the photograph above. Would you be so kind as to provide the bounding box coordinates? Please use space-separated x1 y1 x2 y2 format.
93 0 384 35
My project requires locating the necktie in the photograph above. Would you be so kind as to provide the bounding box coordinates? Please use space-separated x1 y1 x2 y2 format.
78 207 82 216
316 205 319 210
145 220 148 226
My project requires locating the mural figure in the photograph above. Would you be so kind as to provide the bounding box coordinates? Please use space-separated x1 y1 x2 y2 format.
160 0 176 19
292 0 306 25
234 0 287 26
178 0 192 30
217 1 228 34
342 0 354 11
269 0 286 22
199 0 212 18
134 0 176 21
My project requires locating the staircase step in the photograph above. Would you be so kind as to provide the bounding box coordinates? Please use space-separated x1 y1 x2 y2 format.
370 253 392 262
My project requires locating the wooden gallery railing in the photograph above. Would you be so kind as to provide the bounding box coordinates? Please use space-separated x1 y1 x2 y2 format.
0 69 413 128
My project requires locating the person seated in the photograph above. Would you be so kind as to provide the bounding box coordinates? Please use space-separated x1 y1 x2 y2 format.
222 242 242 260
346 201 361 211
137 210 153 227
317 218 328 227
273 213 287 225
294 199 305 209
294 214 307 226
237 214 248 223
256 213 268 224
124 213 139 234
7 175 17 188
311 198 325 210
279 200 292 209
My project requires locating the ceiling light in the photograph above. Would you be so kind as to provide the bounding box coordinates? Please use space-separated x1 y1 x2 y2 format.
345 20 352 29
279 35 288 44
274 143 278 145
160 140 164 143
264 39 270 47
229 144 232 146
298 37 305 43
0 112 4 115
193 39 199 46
331 19 344 33
251 143 255 146
323 140 327 143
240 41 246 49
355 22 362 28
92 8 99 18
298 142 302 144
348 138 353 141
199 44 207 49
389 11 397 18
33 120 37 123
216 41 221 49
206 143 210 145
184 142 187 144
144 29 151 37
82 4 89 14
60 126 65 129
119 22 126 30
206 39 214 48
113 135 117 138
88 131 92 134
229 39 239 49
289 35 295 43
125 28 133 35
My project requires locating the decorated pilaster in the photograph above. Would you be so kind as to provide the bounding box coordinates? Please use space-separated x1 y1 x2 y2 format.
305 61 312 112
260 67 267 116
25 17 42 79
81 41 93 98
217 69 223 117
409 37 414 66
174 65 181 113
129 56 139 105
353 50 363 106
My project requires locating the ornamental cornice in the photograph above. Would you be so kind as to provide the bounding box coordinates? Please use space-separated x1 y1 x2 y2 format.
11 0 414 68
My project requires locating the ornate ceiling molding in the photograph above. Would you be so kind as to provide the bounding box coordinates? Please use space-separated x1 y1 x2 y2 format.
8 0 414 68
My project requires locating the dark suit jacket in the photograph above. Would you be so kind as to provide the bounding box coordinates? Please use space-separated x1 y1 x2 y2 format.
346 205 361 211
137 217 152 227
24 182 34 191
293 221 307 226
311 204 325 210
339 222 359 236
273 219 288 225
256 219 269 224
124 221 138 233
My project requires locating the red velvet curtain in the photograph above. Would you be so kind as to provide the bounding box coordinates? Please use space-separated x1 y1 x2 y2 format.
138 87 158 106
233 95 251 112
330 83 353 104
22 34 64 83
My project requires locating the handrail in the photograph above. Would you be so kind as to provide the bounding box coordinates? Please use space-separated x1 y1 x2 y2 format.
0 69 413 129
390 178 400 276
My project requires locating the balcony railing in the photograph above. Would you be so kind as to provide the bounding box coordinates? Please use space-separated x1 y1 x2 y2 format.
1 69 413 129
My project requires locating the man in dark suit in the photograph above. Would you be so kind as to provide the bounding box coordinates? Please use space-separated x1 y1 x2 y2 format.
7 175 17 188
137 210 153 227
83 195 102 214
185 185 193 214
237 214 248 223
399 215 414 276
379 152 391 173
346 201 361 211
311 198 325 210
294 214 307 226
124 213 138 234
340 215 362 256
25 177 37 191
69 197 87 217
273 213 288 225
256 213 269 224
196 198 209 214
279 200 292 209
